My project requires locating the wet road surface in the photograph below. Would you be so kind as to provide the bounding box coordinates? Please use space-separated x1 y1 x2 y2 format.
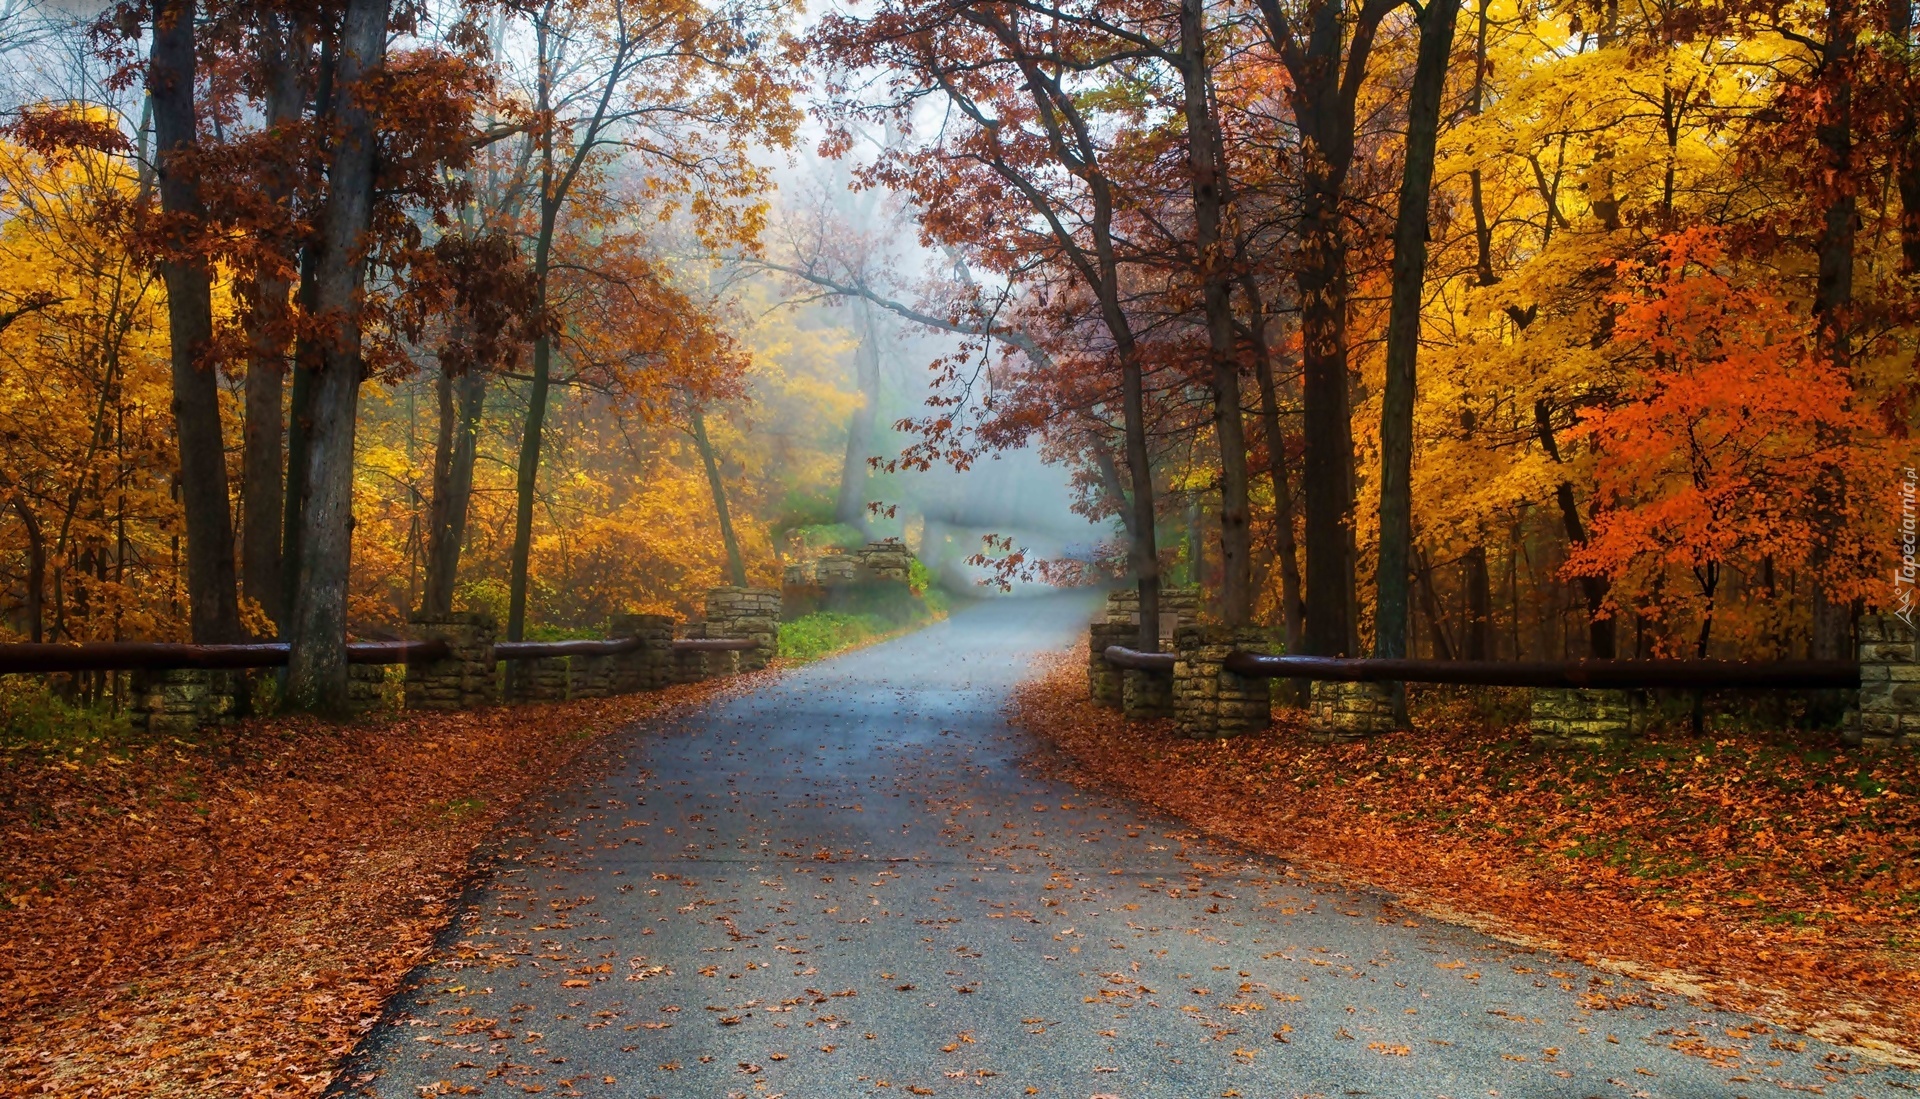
343 593 1917 1098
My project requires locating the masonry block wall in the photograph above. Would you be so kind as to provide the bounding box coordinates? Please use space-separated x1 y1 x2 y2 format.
1087 621 1132 707
405 611 499 711
1853 614 1917 748
1308 682 1397 741
1530 688 1641 748
706 586 781 672
129 668 238 736
608 612 675 692
1173 626 1284 738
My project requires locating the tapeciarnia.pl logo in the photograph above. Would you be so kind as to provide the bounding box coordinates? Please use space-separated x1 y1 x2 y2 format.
1899 466 1917 627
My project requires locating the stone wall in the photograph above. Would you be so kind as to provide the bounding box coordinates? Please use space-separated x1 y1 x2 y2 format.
1851 614 1917 748
1122 667 1173 719
347 663 390 714
1172 626 1283 738
608 612 675 692
1308 681 1397 741
1530 687 1641 748
1087 621 1132 708
129 668 238 736
405 611 499 711
856 539 914 582
706 586 781 671
1104 586 1201 645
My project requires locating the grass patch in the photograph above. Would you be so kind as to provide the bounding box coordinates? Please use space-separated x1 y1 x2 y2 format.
0 677 135 757
778 612 891 663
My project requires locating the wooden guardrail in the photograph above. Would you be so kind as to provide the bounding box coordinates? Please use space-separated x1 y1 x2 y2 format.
1104 646 1861 690
0 635 760 674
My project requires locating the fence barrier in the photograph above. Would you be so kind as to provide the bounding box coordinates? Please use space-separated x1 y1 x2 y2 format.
1093 611 1911 748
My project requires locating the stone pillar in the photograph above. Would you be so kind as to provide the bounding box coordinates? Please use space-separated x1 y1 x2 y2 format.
569 654 613 699
1087 621 1132 707
608 612 675 692
1528 688 1640 748
672 622 740 683
705 586 782 672
1172 626 1285 738
510 656 570 702
128 668 238 735
347 663 390 715
1121 667 1173 719
405 611 498 710
1309 681 1398 741
1104 586 1202 646
1850 614 1917 748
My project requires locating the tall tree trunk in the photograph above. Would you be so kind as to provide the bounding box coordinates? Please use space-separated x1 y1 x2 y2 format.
1256 0 1393 656
1462 543 1490 659
692 407 748 587
1534 399 1615 657
1811 0 1857 668
421 357 486 618
836 299 881 530
284 0 389 714
149 0 242 644
240 11 306 634
507 314 553 644
1179 0 1252 626
281 36 337 628
1374 0 1462 663
1248 303 1303 653
13 493 43 642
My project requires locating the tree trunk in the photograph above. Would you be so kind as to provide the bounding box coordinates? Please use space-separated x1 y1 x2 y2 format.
1249 314 1303 653
13 493 43 642
149 0 242 645
280 36 337 628
1534 399 1615 657
692 407 748 587
1179 0 1252 627
1810 0 1857 672
421 357 486 618
1462 543 1491 659
283 0 389 714
836 299 881 530
1374 0 1462 663
239 17 304 635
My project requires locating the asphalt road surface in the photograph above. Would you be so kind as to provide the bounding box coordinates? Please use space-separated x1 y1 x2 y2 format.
342 592 1917 1099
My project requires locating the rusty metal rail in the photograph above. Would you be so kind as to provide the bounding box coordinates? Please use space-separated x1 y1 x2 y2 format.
0 639 449 673
1104 647 1860 691
0 634 761 674
670 638 760 652
493 638 643 660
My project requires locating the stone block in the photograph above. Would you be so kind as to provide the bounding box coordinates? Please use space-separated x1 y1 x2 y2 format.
406 610 498 710
1172 625 1284 738
1087 622 1133 708
608 612 675 692
1849 614 1918 748
1529 687 1641 748
1122 666 1173 719
1309 681 1398 741
705 586 781 672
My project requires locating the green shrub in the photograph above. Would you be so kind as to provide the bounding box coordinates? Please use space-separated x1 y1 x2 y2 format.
0 677 132 755
777 612 890 663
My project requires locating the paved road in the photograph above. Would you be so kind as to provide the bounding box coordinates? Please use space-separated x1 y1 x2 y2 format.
344 593 1916 1099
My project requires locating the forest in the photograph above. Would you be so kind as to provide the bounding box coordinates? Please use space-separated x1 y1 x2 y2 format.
0 0 1914 714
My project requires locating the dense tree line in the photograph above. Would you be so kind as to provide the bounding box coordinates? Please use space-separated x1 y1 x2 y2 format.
811 0 1915 671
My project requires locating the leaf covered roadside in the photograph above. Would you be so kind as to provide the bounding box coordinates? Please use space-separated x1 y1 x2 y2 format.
0 679 739 1097
1013 647 1920 1063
